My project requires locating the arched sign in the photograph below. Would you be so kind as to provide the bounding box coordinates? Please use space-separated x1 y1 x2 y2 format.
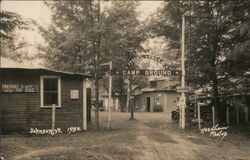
127 53 169 68
111 53 181 76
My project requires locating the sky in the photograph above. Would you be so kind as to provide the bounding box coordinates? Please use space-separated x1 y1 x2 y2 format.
1 1 162 25
1 1 163 66
1 1 51 26
1 1 162 43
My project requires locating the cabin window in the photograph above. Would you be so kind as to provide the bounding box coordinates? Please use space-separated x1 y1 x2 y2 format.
155 97 160 105
40 76 61 107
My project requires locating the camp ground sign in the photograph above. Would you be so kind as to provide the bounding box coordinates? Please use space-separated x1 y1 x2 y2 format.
111 69 181 76
1 84 38 93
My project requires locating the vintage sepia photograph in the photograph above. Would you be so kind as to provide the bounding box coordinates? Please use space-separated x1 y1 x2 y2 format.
0 0 250 159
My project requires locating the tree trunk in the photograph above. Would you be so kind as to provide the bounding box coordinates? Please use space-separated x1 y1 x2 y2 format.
94 61 99 129
89 0 100 130
212 77 219 124
95 0 101 129
126 77 130 112
129 77 135 120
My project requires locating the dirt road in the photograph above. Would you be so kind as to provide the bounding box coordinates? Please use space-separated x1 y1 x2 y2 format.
107 112 250 160
2 112 250 160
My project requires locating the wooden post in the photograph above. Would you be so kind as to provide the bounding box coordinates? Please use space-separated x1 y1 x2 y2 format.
52 104 56 131
212 106 215 127
180 15 186 129
179 99 182 128
197 103 201 130
226 106 230 124
83 80 87 130
245 107 248 123
115 98 119 110
108 61 112 130
236 106 239 124
179 107 182 128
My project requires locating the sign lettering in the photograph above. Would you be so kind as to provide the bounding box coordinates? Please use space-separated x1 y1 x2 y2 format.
29 127 82 135
200 124 229 141
1 84 38 93
30 128 62 135
111 70 181 76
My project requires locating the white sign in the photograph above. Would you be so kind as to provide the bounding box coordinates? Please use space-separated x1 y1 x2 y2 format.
70 90 79 99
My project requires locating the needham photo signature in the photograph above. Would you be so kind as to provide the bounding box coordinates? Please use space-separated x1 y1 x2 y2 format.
200 124 229 141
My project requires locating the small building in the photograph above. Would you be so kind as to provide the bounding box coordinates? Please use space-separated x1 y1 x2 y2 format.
133 78 180 113
101 94 120 111
0 57 91 133
91 82 118 111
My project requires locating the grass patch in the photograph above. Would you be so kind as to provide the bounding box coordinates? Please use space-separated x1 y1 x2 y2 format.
1 127 138 160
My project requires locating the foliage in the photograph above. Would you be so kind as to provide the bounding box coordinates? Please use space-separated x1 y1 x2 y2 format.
38 1 98 72
39 1 147 97
0 11 27 39
1 32 31 62
0 10 35 62
101 1 145 69
147 0 250 90
147 0 250 121
100 1 146 96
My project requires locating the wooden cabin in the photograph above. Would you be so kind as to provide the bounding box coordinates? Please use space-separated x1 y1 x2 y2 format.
0 57 91 134
133 78 180 113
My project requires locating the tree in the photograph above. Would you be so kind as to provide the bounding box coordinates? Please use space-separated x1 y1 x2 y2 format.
39 1 95 72
101 1 144 66
0 10 31 62
40 0 144 76
101 1 146 114
39 1 146 126
1 32 31 62
39 0 105 129
147 0 250 122
0 11 26 39
188 1 250 119
224 1 250 77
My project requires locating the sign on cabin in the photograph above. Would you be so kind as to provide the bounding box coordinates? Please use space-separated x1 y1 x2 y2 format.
1 84 38 93
70 90 79 99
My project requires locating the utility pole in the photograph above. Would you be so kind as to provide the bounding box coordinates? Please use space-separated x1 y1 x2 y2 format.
180 15 186 129
100 61 113 130
108 61 112 130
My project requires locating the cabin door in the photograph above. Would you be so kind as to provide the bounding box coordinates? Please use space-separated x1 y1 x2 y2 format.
87 88 91 123
146 97 151 112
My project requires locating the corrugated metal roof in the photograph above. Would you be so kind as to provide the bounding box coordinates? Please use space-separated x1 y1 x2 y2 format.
1 57 90 77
